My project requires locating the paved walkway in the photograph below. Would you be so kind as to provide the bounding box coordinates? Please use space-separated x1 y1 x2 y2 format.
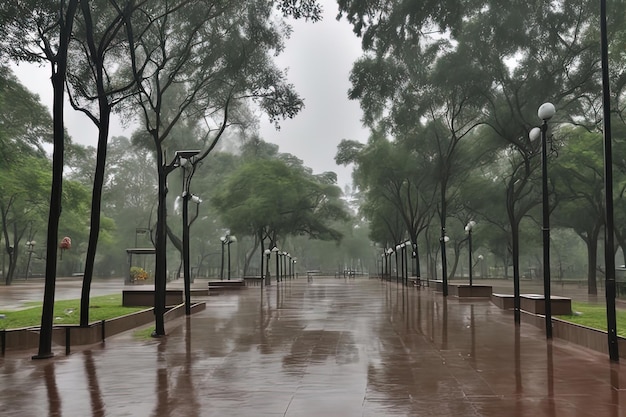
1 277 626 416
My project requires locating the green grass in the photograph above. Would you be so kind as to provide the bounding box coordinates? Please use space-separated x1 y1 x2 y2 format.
557 302 626 337
133 327 156 340
0 294 147 330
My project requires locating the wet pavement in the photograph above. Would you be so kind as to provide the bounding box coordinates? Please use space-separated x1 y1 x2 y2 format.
1 277 626 416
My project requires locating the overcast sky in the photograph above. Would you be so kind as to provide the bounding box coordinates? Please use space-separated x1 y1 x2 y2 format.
11 0 368 191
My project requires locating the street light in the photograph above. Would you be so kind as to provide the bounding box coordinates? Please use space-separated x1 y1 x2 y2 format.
399 242 406 285
395 244 401 284
220 233 236 280
477 254 485 278
465 221 476 287
381 253 385 279
227 235 237 280
264 249 272 286
404 240 411 285
271 246 280 283
176 150 200 317
386 247 393 280
441 234 450 296
25 240 36 280
530 102 556 339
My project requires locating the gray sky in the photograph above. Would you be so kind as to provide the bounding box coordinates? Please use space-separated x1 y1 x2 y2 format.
12 0 367 190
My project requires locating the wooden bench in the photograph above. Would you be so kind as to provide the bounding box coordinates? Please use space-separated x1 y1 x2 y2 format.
243 276 264 286
306 270 321 282
208 279 246 291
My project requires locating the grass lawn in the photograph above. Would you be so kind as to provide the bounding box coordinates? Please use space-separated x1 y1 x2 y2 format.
557 302 626 337
0 294 147 330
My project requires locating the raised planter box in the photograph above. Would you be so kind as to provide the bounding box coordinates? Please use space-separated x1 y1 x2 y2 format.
520 293 572 315
208 279 246 290
454 285 492 298
122 289 183 307
1 302 206 353
491 293 515 309
520 311 626 358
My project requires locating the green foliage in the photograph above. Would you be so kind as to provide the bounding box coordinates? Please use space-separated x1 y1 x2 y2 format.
212 157 349 244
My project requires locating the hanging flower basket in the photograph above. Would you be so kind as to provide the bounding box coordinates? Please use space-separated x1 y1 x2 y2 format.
59 236 71 259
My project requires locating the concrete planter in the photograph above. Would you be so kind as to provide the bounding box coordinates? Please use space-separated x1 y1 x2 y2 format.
1 302 206 354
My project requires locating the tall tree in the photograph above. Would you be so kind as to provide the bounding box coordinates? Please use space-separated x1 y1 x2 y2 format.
1 0 80 358
123 0 317 335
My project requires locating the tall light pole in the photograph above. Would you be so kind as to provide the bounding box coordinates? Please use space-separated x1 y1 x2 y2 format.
441 233 449 296
226 235 237 280
530 102 556 339
600 0 619 361
264 249 272 286
404 240 411 285
395 244 401 284
465 221 476 287
177 151 201 316
272 246 280 284
25 240 35 280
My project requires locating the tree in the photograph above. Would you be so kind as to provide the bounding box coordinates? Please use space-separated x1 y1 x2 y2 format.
211 158 349 274
0 0 80 358
336 132 438 279
122 0 320 335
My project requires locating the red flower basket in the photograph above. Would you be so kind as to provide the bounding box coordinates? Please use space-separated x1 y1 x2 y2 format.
59 237 71 259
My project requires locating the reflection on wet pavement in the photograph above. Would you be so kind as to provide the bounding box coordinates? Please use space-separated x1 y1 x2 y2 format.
1 278 626 416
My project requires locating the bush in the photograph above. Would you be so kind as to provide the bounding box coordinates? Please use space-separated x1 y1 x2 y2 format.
130 266 148 281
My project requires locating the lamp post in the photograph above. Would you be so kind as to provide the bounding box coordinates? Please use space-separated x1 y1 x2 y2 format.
227 235 236 280
272 246 279 283
381 253 385 279
530 102 556 339
478 254 484 278
25 240 35 280
395 245 401 284
264 249 272 285
220 236 226 280
600 0 619 362
386 247 393 280
287 254 292 279
404 240 411 285
441 233 450 296
465 221 476 286
175 150 200 317
400 243 406 285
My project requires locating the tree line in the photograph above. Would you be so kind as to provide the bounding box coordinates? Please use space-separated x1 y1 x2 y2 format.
334 0 626 296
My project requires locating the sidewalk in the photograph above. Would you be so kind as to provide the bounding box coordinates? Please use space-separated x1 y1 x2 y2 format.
1 277 625 416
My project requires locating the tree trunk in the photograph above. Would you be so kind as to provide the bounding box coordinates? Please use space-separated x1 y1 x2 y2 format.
37 0 79 359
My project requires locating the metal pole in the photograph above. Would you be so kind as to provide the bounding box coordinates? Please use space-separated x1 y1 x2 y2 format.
183 193 191 315
600 0 619 361
275 252 279 284
441 229 448 296
395 249 399 284
541 120 552 339
227 241 231 280
468 231 473 287
220 242 224 280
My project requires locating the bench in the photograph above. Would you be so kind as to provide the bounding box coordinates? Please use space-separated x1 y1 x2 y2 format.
243 276 264 286
306 270 321 282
